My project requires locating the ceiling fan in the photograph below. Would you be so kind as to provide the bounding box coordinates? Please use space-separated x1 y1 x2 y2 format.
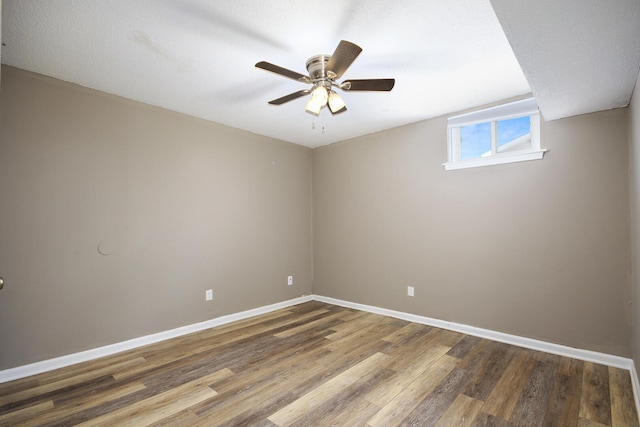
255 40 395 116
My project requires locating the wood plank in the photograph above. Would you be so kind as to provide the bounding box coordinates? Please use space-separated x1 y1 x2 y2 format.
273 311 347 338
284 366 392 427
381 322 430 344
48 368 230 426
481 348 537 421
74 370 223 426
423 327 465 348
323 312 381 340
0 378 39 398
0 357 146 407
15 381 147 426
285 348 385 399
609 366 640 427
509 360 558 426
336 309 365 322
227 325 340 374
470 412 515 427
577 419 610 427
190 376 297 426
0 375 113 417
462 341 515 401
26 348 147 386
448 334 484 359
267 351 390 426
456 338 492 370
579 362 612 426
364 344 451 407
366 354 459 427
216 350 331 396
147 408 200 426
384 328 450 372
400 366 471 425
434 394 484 427
321 315 405 354
542 356 583 427
310 399 380 427
0 400 54 426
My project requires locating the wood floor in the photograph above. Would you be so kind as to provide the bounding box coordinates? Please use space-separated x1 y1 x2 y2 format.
0 301 638 426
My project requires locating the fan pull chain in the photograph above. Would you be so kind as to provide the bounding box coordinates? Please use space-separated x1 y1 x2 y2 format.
311 114 326 134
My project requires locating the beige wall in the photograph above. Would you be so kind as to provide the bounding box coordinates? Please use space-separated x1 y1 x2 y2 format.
1 63 635 371
630 70 640 371
0 1 2 84
313 107 632 357
0 66 313 370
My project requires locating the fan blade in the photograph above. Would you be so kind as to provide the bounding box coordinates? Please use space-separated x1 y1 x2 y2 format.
325 40 362 79
255 61 310 83
342 79 395 91
268 89 311 105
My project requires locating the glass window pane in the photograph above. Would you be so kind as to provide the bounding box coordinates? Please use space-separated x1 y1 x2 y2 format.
460 123 491 160
497 116 531 153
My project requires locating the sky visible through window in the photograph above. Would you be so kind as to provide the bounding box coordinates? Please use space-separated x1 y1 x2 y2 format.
460 116 531 160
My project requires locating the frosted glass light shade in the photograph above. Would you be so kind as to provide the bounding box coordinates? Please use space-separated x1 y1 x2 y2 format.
311 85 328 105
306 97 322 116
306 85 329 116
328 91 347 114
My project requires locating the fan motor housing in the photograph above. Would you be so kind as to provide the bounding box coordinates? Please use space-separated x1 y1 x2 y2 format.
306 54 332 81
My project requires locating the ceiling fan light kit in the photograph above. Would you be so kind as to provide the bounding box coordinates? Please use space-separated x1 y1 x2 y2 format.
256 40 395 116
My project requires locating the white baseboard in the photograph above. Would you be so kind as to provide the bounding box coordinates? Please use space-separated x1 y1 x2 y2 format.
2 292 639 423
0 295 312 384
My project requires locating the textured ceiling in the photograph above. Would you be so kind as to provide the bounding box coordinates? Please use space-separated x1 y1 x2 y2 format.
1 0 639 148
491 0 640 121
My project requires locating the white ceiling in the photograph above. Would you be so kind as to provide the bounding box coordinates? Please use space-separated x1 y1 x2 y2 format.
2 0 639 148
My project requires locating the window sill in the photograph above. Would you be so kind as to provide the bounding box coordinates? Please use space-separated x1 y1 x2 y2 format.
443 149 547 171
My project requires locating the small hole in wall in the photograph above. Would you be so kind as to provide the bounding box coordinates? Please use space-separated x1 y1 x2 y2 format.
97 241 115 256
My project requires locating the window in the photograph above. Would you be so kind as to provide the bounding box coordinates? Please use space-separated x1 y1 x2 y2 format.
444 97 545 170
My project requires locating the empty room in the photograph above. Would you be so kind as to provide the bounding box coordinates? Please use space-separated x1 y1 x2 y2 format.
2 0 640 425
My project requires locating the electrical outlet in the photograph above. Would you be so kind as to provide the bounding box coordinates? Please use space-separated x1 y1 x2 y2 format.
288 275 293 286
407 286 414 297
205 289 213 301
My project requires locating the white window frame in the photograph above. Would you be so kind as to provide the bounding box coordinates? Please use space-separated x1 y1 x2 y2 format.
444 97 546 171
